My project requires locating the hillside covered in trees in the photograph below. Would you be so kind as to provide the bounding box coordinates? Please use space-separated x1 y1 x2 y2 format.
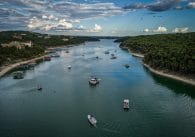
118 33 195 75
0 31 99 66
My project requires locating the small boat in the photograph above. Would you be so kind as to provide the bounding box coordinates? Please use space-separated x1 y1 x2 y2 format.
96 56 99 59
110 56 117 59
67 65 71 69
13 71 24 79
104 51 109 54
37 85 42 91
44 56 51 61
123 99 129 109
87 115 97 126
124 64 130 68
65 50 69 53
89 77 99 86
51 53 60 57
111 53 115 56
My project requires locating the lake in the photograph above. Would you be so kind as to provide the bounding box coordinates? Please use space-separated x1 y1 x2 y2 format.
0 39 195 137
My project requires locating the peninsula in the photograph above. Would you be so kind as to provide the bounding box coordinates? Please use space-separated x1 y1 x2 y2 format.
116 32 195 86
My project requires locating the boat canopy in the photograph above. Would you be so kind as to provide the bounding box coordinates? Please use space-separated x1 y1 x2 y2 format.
124 99 129 103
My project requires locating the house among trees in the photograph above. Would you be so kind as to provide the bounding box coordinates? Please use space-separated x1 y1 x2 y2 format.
2 41 33 49
12 34 22 40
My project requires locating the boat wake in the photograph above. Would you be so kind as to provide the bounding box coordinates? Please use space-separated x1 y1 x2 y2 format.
100 128 120 134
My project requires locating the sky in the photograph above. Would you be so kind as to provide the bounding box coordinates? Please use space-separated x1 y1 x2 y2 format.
0 0 195 36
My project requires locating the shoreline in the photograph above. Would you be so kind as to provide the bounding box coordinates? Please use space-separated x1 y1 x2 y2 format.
127 49 144 58
0 43 83 78
143 63 195 86
0 55 45 77
124 46 195 86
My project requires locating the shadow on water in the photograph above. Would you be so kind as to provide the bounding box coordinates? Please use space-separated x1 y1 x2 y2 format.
143 67 195 99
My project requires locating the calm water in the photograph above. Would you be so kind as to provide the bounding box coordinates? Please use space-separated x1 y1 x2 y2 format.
0 39 195 137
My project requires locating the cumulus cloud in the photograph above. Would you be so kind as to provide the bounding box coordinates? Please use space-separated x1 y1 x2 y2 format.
27 16 73 31
0 0 126 31
153 26 167 33
88 24 102 32
186 2 195 9
143 28 150 32
123 3 145 10
172 27 189 33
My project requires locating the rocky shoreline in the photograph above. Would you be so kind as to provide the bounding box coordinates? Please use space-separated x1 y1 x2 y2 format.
0 55 45 77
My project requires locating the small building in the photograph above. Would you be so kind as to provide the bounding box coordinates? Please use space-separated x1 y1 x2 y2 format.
2 41 33 49
63 38 69 41
13 34 22 40
23 41 33 47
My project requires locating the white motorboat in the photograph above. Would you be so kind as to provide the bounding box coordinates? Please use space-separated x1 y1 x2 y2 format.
13 71 24 79
51 53 60 57
89 77 99 85
123 99 129 109
87 115 97 126
67 65 71 69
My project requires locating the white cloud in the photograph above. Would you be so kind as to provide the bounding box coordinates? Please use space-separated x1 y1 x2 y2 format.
78 25 84 29
52 2 125 20
42 15 47 19
111 27 119 34
172 27 189 33
70 19 80 23
143 28 149 32
58 19 73 29
48 15 55 20
153 26 167 33
88 24 102 32
27 16 73 31
0 0 129 31
187 2 195 9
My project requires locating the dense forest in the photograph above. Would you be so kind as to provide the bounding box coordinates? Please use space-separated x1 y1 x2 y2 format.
0 31 99 66
118 33 195 75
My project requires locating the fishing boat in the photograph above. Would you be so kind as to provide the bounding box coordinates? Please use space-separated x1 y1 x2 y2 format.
89 77 99 85
67 65 71 69
87 115 97 126
123 99 129 109
37 85 42 91
124 64 130 68
13 71 24 79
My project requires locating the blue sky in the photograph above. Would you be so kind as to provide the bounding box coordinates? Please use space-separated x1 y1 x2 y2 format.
0 0 195 36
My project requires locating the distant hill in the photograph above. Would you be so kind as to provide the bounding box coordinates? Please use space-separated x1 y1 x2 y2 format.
0 31 100 47
117 32 195 75
0 31 99 66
